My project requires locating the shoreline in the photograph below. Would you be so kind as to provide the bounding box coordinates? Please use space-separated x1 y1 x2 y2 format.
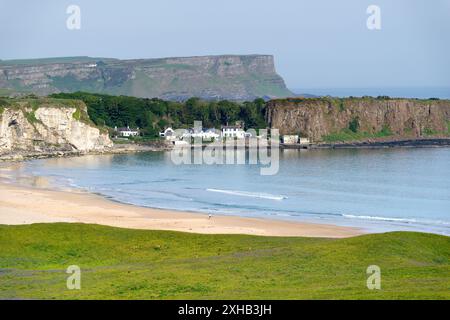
312 137 450 149
0 143 172 162
0 167 362 238
1 137 450 163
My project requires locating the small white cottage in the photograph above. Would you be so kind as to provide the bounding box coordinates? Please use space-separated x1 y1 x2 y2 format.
114 126 139 137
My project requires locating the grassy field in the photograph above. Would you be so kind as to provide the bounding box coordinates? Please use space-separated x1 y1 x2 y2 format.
0 223 449 300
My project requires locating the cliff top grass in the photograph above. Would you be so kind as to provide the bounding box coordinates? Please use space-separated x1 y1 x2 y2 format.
0 223 448 300
0 56 116 66
0 96 99 128
1 96 86 109
270 96 450 105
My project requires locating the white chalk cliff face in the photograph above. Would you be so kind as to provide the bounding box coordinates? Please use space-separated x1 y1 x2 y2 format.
0 101 112 155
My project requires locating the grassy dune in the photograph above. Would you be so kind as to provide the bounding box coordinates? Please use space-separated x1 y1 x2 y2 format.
0 223 449 300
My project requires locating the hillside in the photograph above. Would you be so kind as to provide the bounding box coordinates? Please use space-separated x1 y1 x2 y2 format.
0 55 293 101
266 97 450 142
0 223 448 299
50 92 268 136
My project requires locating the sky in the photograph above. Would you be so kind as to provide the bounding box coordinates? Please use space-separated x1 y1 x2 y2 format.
0 0 449 90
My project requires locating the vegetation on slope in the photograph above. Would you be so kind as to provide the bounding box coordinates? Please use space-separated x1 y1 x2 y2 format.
0 223 448 300
0 96 104 130
0 98 9 116
50 92 268 136
322 125 394 143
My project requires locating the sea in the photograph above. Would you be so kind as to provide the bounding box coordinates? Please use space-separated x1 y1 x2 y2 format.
13 147 450 236
293 87 450 99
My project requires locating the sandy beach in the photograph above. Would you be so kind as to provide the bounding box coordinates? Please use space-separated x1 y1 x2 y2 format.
0 164 361 238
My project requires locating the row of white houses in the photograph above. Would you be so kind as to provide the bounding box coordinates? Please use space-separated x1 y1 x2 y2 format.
159 125 252 142
113 125 310 145
113 125 250 141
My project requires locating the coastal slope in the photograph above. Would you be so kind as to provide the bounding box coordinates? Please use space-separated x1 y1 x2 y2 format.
0 55 293 101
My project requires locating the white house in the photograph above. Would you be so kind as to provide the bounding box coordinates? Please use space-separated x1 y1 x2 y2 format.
192 129 220 141
281 135 299 144
181 128 220 142
221 125 251 139
115 126 139 137
299 137 311 145
159 127 177 141
281 135 311 145
202 129 221 141
181 128 195 140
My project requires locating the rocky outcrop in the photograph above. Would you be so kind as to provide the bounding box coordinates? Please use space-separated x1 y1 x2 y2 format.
0 55 292 101
266 97 450 142
0 98 112 157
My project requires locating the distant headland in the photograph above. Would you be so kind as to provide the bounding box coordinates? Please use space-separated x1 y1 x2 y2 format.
0 55 293 101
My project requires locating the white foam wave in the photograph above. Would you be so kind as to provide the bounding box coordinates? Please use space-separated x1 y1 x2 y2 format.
343 214 450 227
343 214 418 223
206 188 287 200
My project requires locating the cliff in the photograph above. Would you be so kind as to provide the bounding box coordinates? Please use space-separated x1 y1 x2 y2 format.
0 55 292 101
266 97 450 142
0 97 112 159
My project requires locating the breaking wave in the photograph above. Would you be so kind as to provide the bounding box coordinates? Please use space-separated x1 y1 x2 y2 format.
343 214 450 226
206 188 287 200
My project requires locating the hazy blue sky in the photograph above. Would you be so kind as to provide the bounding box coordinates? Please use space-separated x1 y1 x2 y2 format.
1 0 449 89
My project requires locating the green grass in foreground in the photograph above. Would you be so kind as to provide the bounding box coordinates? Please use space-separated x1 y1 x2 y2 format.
0 223 449 300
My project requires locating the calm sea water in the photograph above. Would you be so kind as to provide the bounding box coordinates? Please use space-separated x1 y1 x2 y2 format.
292 87 450 99
17 148 450 235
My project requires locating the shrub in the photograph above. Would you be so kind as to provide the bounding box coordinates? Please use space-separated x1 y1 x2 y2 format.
348 117 359 133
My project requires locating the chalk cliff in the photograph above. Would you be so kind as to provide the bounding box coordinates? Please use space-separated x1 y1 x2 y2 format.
0 98 112 158
266 97 450 142
0 55 292 101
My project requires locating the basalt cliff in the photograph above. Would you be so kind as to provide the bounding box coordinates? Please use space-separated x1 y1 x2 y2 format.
266 97 450 143
0 97 112 160
0 55 292 101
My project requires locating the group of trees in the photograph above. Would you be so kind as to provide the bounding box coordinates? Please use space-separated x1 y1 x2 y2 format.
50 92 268 137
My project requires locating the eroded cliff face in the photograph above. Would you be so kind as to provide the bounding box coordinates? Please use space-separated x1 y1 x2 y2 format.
0 98 112 157
266 98 450 142
0 55 292 101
